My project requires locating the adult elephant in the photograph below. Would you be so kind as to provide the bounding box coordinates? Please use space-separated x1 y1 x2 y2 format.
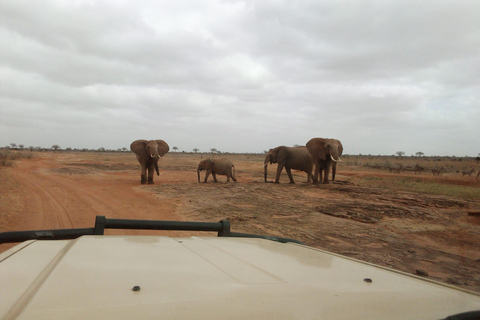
197 158 237 183
306 138 343 184
264 146 313 184
130 139 169 184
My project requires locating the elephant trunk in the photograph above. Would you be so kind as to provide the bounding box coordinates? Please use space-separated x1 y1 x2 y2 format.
154 159 160 175
263 154 272 182
152 154 161 175
197 168 201 182
263 158 270 182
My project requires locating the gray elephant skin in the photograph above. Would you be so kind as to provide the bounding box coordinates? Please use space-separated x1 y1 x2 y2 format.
130 139 169 184
264 146 313 184
197 158 237 183
306 138 343 184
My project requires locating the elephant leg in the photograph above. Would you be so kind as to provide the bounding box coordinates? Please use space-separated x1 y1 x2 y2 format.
212 172 218 183
305 171 312 183
226 174 230 182
140 162 148 184
285 167 295 184
323 162 331 184
147 163 155 184
275 163 285 184
203 170 211 183
312 161 320 184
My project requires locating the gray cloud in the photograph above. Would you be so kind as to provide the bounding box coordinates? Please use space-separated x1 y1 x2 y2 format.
1 0 479 156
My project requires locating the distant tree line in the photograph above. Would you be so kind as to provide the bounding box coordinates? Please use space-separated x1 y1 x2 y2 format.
4 143 480 160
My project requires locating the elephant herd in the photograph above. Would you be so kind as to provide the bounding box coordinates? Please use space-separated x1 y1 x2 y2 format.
130 138 343 185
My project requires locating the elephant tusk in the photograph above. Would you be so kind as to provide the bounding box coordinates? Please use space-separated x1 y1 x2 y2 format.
330 155 342 162
263 163 268 167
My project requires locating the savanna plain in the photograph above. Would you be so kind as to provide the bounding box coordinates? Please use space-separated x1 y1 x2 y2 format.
1 150 479 292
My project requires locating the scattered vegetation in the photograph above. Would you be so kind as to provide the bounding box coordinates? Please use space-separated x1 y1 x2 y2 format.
0 150 34 166
355 176 479 201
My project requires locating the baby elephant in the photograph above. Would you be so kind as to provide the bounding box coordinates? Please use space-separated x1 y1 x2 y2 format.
197 158 237 183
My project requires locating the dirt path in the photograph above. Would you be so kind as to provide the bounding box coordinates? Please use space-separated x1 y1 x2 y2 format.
0 154 180 244
1 152 480 293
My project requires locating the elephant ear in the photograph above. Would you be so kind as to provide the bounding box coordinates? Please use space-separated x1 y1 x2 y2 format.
276 146 289 163
206 158 214 169
269 147 279 163
130 140 148 158
317 145 327 160
155 140 170 157
202 158 214 170
338 141 344 156
306 138 327 161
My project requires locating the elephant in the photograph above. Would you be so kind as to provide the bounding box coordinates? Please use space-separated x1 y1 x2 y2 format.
306 138 343 184
264 146 313 184
130 139 169 184
461 168 476 176
197 158 237 183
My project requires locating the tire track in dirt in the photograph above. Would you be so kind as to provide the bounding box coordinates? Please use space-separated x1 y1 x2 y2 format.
10 160 76 230
17 170 74 229
7 157 181 235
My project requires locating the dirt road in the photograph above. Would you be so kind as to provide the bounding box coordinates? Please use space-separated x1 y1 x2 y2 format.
1 152 479 292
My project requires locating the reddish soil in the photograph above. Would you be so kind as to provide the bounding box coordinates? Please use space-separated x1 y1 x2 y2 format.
1 152 479 292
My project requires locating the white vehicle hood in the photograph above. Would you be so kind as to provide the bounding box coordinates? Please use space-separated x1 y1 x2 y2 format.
1 236 479 320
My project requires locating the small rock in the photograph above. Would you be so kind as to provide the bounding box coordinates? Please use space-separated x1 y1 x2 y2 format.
446 278 461 285
415 269 428 277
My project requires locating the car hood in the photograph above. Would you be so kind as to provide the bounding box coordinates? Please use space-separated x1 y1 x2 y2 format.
1 235 479 320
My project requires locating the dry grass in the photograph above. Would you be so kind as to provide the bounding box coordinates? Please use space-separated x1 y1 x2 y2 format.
340 155 480 201
0 150 34 166
355 175 479 201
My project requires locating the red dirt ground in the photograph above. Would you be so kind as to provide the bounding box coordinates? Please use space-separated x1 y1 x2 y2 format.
1 152 479 292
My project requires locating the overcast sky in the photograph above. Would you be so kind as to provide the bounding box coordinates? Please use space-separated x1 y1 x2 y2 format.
1 1 479 156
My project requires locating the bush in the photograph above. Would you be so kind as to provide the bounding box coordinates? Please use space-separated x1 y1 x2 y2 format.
0 150 13 166
0 150 33 166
